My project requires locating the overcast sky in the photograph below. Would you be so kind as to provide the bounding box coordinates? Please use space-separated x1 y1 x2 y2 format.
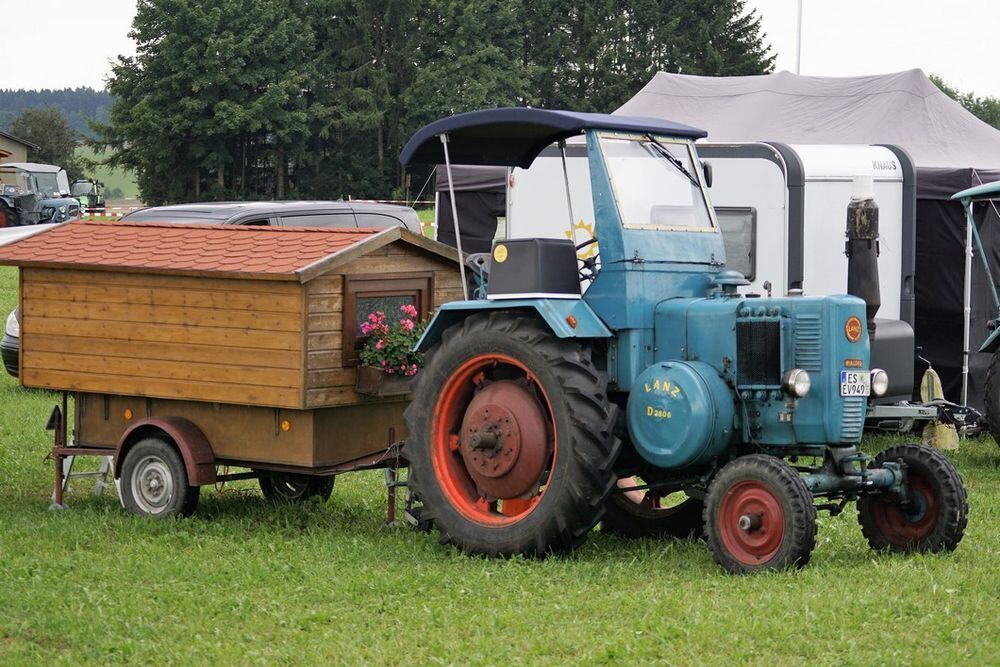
2 0 999 98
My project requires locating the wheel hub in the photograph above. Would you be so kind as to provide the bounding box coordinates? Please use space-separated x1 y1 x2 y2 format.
718 481 784 565
459 380 549 499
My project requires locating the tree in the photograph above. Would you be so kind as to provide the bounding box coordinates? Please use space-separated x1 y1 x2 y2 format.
9 107 84 180
931 75 1000 130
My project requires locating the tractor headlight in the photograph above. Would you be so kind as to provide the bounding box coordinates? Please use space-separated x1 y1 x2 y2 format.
783 368 811 398
871 369 889 397
58 205 67 213
5 309 19 338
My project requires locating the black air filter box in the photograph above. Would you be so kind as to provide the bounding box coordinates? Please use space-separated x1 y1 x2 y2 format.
487 238 581 299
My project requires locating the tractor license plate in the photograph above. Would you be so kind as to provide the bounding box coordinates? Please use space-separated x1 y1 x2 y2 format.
840 371 871 397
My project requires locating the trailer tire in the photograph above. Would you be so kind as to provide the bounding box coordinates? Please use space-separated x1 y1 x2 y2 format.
120 437 199 518
705 455 817 574
857 444 967 553
602 479 704 539
405 312 620 557
983 351 1000 446
258 472 334 503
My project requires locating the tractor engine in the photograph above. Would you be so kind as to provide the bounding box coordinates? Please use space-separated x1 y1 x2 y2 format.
627 290 874 470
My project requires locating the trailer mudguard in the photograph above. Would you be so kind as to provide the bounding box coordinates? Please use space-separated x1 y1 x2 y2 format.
114 417 216 485
416 298 612 351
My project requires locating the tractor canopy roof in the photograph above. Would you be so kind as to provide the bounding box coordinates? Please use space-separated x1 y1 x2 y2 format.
0 163 65 174
950 180 1000 203
399 107 707 169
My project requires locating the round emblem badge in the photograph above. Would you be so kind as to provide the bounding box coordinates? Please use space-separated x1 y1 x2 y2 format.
492 244 508 263
845 316 863 342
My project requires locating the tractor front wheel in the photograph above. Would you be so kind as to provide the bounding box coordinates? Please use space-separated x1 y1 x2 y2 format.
705 455 817 574
857 444 967 553
405 313 620 557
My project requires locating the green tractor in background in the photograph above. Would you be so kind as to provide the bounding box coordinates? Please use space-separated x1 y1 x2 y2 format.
70 179 105 213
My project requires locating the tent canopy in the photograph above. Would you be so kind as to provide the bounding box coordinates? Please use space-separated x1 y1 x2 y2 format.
616 69 1000 196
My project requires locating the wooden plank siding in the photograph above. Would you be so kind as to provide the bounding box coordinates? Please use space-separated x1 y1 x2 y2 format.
304 240 462 408
21 267 306 408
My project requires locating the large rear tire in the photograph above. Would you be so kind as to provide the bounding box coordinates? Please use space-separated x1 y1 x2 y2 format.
705 455 817 574
984 351 1000 445
857 444 967 553
405 313 620 557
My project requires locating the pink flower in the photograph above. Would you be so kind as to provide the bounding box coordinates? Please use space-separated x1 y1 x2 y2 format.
401 304 418 318
374 339 383 350
360 322 372 335
400 318 415 332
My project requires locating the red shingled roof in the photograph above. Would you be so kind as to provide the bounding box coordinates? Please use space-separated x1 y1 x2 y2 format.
0 221 385 280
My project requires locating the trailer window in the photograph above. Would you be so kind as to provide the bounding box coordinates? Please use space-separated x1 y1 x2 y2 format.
715 207 756 280
343 273 433 366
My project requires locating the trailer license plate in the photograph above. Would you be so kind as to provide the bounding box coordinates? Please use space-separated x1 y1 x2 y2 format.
840 371 871 397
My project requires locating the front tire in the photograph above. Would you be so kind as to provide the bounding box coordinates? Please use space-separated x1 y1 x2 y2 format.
405 313 620 557
258 472 334 502
857 444 968 553
705 455 817 574
120 437 200 518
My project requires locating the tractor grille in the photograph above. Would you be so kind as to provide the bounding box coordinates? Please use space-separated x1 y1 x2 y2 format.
736 320 781 386
793 314 822 372
840 396 865 441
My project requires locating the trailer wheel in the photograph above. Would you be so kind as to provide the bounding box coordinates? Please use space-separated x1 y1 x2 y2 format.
602 477 704 539
120 437 200 518
705 455 817 574
405 313 620 557
258 472 334 503
983 351 1000 445
857 444 967 553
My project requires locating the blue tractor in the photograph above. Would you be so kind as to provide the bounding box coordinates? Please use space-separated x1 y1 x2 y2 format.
400 109 967 573
0 163 81 227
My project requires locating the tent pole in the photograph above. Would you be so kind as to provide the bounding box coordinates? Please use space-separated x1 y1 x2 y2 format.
440 134 469 301
962 202 974 407
559 140 577 241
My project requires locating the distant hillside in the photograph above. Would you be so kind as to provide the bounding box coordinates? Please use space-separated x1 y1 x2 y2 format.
0 88 113 138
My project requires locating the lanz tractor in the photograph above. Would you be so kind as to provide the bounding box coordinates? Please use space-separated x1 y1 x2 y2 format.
400 108 968 573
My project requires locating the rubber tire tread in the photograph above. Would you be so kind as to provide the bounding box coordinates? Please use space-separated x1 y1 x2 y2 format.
259 473 335 503
857 443 968 553
983 351 1000 446
601 494 704 539
120 437 200 518
404 312 621 557
704 454 817 574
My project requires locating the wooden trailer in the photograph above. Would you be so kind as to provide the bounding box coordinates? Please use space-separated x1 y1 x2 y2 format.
0 221 462 516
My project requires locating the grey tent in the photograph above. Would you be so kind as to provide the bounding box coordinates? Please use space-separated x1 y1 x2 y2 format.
618 69 1000 407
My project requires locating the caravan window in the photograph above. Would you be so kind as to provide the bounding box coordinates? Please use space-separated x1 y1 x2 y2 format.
715 207 756 280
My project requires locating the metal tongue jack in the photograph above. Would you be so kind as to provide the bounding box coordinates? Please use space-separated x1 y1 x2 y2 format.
846 173 881 339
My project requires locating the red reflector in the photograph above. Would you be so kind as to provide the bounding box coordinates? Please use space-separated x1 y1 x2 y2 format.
566 315 578 329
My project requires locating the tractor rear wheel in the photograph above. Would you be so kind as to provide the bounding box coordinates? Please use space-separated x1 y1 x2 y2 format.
602 477 704 539
258 472 334 503
405 313 620 557
857 444 967 553
705 455 817 574
983 351 1000 446
0 204 12 228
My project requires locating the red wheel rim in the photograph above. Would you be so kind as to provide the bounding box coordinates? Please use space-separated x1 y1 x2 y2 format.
717 480 785 565
431 354 556 526
870 473 937 545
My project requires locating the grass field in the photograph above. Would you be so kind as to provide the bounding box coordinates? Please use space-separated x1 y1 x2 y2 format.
0 265 997 664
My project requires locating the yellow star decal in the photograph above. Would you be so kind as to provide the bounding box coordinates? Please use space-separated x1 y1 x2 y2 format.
565 219 599 259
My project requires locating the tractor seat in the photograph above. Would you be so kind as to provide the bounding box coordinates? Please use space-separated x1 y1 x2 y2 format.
486 238 581 300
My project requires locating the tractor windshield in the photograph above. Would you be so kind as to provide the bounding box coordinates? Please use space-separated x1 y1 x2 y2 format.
598 133 714 231
71 181 95 197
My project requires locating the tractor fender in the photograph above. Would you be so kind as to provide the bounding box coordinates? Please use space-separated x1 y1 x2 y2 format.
114 417 216 486
416 298 612 351
980 327 1000 354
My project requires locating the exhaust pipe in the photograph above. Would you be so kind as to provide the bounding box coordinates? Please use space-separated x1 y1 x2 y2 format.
846 174 881 339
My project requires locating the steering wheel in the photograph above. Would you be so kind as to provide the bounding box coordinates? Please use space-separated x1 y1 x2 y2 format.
575 237 600 281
